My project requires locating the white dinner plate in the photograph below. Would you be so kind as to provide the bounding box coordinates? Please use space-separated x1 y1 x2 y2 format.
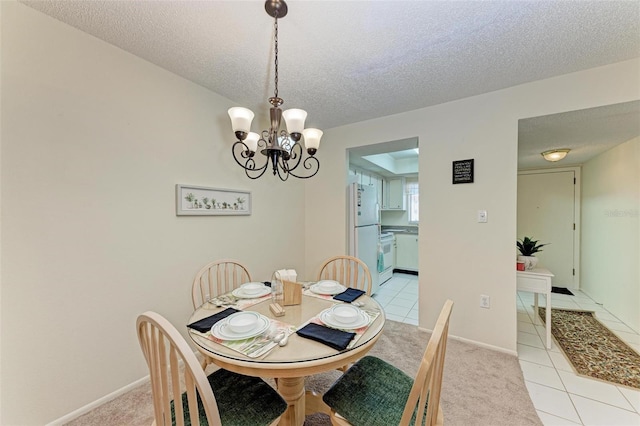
310 281 346 295
232 286 271 299
320 308 370 330
211 315 270 340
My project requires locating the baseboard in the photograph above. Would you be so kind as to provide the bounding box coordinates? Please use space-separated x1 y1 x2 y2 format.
448 334 518 357
416 327 518 357
46 375 150 426
47 351 205 425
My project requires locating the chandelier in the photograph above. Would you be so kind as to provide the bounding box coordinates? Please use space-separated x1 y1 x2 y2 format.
228 0 322 180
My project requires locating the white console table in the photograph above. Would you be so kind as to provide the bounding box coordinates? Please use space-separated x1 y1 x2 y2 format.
517 267 553 349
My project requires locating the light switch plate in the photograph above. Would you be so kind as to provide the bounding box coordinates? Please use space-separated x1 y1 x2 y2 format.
477 210 488 223
480 295 490 308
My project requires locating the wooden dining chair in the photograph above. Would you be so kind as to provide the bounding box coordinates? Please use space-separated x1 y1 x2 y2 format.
192 259 252 309
137 311 286 426
317 255 372 295
322 299 454 426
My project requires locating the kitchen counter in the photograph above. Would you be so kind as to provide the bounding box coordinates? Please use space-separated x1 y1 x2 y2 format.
381 226 418 235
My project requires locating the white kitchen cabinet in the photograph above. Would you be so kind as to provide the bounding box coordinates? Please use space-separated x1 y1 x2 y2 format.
395 233 418 271
383 178 406 210
349 167 384 207
370 175 383 207
381 179 389 209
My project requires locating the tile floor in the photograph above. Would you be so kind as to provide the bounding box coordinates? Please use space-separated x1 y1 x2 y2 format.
373 273 640 425
372 272 419 325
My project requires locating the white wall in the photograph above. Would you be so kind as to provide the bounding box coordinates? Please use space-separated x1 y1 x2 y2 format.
581 137 639 333
1 3 306 424
305 59 640 353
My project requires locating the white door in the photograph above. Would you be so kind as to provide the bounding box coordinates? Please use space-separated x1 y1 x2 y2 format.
517 170 577 288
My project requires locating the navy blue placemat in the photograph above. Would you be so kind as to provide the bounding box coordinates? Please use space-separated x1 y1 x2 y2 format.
187 307 240 333
333 288 365 303
296 322 356 350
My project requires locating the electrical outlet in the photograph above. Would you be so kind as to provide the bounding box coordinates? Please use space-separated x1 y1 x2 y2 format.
480 295 490 309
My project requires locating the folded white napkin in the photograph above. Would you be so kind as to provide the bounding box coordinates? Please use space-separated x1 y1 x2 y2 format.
275 268 297 282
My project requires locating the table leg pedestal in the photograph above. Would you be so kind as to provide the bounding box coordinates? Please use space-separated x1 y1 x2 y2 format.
277 377 306 426
305 390 331 415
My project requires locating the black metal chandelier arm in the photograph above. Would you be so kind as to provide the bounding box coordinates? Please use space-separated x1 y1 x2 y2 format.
287 155 320 179
232 141 255 163
283 140 303 169
245 162 270 179
242 155 270 179
275 160 290 181
232 141 269 179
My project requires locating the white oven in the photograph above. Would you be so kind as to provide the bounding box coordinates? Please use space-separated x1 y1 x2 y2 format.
379 233 395 284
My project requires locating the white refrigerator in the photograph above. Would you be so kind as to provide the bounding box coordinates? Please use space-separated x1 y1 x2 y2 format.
348 183 381 294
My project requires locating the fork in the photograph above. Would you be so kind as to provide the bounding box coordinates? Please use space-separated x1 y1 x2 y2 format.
243 329 277 353
246 330 285 357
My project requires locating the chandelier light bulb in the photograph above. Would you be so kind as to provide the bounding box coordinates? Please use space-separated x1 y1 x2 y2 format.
228 107 254 138
302 128 323 154
283 109 307 139
244 132 260 153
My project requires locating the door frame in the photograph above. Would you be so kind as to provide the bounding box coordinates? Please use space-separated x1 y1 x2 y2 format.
518 166 581 289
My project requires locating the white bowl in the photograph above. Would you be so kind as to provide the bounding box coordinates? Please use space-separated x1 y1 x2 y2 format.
318 280 339 292
330 304 360 324
241 282 264 295
226 312 260 333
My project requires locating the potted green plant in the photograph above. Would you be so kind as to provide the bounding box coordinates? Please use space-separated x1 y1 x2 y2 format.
516 237 548 270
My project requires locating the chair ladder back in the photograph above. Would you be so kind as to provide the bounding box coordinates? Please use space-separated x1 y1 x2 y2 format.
341 259 352 288
170 346 185 426
155 328 169 424
139 324 165 424
400 299 453 426
184 373 199 426
137 312 222 426
192 259 252 308
318 255 372 295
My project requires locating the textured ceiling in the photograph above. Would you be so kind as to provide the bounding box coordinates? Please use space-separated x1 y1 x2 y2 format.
20 0 640 170
519 101 640 169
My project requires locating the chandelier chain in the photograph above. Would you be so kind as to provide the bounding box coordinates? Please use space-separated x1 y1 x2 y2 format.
273 14 279 99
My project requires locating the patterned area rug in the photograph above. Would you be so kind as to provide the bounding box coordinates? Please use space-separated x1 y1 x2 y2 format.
539 307 640 389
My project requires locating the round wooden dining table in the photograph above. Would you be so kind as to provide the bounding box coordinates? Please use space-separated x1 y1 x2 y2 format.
188 292 385 426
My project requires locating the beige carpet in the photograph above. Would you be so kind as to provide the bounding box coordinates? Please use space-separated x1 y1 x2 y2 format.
67 320 541 425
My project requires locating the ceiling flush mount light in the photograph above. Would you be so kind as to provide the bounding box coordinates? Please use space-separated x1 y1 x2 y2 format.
541 148 570 162
228 0 322 180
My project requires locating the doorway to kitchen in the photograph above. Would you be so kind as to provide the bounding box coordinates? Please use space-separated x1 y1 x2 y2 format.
347 137 419 324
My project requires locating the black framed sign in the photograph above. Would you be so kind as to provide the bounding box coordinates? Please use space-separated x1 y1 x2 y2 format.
452 159 474 184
